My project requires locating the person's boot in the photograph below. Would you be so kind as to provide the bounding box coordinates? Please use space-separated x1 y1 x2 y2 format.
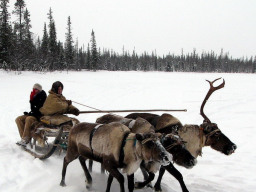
16 139 28 147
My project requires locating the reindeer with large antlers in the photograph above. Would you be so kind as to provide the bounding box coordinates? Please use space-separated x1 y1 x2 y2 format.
126 78 237 192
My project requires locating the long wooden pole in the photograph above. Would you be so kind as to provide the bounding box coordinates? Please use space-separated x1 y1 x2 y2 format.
79 109 187 114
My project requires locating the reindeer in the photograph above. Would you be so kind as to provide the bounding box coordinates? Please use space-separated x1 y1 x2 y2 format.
126 78 237 192
95 115 196 189
60 121 171 192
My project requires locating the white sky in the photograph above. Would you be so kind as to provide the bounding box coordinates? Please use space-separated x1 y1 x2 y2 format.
8 0 256 58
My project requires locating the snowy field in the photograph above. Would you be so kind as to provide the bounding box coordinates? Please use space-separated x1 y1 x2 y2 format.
0 70 255 192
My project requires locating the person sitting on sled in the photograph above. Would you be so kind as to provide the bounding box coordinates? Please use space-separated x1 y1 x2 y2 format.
16 83 47 146
39 81 80 126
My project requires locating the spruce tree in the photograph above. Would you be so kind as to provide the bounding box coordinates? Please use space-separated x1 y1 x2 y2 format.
253 57 256 73
0 0 13 69
12 0 27 70
90 29 98 71
86 43 91 70
74 38 80 70
165 62 171 72
64 16 74 69
23 8 34 65
34 36 41 70
41 23 48 57
13 0 25 42
23 8 32 44
78 46 85 69
47 8 57 69
57 41 65 70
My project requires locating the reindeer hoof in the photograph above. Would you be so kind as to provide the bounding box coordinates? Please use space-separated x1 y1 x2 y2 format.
86 181 92 189
60 180 66 187
147 183 153 188
135 181 153 189
154 186 162 192
134 182 144 189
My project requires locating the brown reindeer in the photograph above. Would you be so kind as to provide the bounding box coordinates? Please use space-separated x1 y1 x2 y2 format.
96 115 196 189
96 115 196 168
60 121 171 192
126 78 237 192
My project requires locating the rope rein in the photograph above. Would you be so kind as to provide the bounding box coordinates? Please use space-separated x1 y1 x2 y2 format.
141 137 155 145
165 143 180 151
71 100 109 113
71 100 187 114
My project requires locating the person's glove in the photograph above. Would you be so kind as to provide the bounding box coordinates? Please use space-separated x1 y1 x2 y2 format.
73 108 80 116
24 112 28 115
66 100 72 106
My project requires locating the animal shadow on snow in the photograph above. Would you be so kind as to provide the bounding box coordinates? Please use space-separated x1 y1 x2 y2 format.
83 169 158 192
84 168 180 192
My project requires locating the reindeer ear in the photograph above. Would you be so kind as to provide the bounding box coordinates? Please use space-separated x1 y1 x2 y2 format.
135 133 144 141
203 125 214 133
200 122 207 128
200 123 210 133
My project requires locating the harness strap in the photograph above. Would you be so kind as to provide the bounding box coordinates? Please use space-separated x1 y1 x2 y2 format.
205 129 221 143
165 143 180 151
199 127 221 156
119 135 159 166
119 132 130 167
199 126 204 156
125 138 137 146
89 124 103 157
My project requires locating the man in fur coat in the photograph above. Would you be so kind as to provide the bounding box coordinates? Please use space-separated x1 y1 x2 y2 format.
16 83 47 146
39 81 80 126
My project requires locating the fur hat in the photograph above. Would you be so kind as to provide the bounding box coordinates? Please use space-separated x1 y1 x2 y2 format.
51 81 64 94
33 83 42 91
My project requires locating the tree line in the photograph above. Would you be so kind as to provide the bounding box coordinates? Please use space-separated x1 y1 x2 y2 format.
1 0 255 73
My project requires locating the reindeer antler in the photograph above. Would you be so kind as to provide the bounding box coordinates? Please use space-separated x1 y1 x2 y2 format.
200 78 225 123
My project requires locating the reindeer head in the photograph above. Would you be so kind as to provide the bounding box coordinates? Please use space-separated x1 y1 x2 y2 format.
161 133 197 168
136 132 171 166
200 78 237 155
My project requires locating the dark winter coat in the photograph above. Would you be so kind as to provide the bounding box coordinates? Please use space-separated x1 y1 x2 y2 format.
28 90 47 120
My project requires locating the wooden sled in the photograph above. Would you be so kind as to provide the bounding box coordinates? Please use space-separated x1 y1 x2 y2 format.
19 120 76 160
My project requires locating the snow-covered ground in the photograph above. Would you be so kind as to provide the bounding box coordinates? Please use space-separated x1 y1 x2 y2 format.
0 70 255 192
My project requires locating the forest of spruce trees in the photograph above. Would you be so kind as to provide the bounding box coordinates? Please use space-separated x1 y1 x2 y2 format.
0 0 255 73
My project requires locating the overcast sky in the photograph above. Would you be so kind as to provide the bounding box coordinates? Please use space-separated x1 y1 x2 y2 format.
8 0 256 58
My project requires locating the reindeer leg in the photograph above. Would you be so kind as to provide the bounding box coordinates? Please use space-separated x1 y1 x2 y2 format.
127 174 134 192
106 174 114 192
79 156 92 189
141 162 149 180
161 164 189 192
134 162 153 189
89 159 105 174
60 156 74 187
154 166 165 192
89 159 93 172
105 166 125 192
60 147 79 187
135 172 154 189
101 164 105 174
